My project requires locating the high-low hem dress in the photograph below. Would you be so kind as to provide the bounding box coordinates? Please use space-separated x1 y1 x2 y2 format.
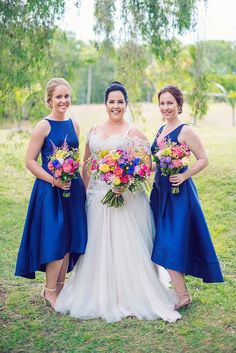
150 124 224 283
55 129 181 323
15 118 87 279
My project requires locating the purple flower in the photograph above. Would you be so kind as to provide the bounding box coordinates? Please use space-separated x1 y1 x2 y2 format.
165 156 171 163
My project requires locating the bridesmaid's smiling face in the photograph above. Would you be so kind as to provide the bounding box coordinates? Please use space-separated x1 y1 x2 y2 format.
106 90 127 122
50 84 71 115
159 92 179 121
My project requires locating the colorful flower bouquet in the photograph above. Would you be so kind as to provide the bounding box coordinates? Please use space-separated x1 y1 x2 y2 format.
154 138 191 194
48 137 80 198
89 147 151 207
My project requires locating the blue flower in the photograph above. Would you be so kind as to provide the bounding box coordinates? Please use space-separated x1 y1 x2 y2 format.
127 165 135 174
52 159 60 168
133 158 141 166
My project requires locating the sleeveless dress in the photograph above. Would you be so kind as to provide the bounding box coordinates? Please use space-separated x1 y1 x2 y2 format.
54 128 181 323
150 124 224 283
15 119 87 279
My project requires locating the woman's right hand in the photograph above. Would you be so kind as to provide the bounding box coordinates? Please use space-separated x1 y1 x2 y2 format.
54 178 71 190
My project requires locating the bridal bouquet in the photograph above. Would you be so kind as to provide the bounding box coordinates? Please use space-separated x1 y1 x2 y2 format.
89 147 151 207
48 137 80 198
154 138 191 194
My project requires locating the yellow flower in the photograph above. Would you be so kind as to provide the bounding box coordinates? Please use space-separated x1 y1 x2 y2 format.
182 157 190 166
99 164 110 173
113 178 121 186
112 152 121 160
162 148 172 156
55 150 68 159
98 150 109 158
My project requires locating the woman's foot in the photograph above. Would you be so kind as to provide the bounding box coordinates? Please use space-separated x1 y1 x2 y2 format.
56 281 64 295
175 292 192 310
41 286 57 308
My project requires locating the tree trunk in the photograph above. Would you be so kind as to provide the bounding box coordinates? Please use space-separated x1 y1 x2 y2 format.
86 65 92 105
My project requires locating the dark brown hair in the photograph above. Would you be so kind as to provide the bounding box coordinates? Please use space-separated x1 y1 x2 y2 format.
104 81 128 104
157 85 183 114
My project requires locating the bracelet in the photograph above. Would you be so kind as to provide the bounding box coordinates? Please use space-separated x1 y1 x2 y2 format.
52 177 55 187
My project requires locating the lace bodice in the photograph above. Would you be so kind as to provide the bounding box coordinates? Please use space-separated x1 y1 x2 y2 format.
88 133 150 154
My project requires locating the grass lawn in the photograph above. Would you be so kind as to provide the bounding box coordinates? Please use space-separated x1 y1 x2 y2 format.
0 102 236 353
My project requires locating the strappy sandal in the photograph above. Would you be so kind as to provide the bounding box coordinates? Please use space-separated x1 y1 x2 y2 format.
41 286 57 308
175 292 192 310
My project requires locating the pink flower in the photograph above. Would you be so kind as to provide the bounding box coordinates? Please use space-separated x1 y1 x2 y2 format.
62 163 73 173
104 172 112 182
141 164 148 171
138 169 145 177
102 156 116 167
54 168 62 177
171 146 184 158
113 166 123 177
158 139 166 150
121 174 129 184
172 159 183 168
67 158 74 164
73 162 79 169
48 161 54 171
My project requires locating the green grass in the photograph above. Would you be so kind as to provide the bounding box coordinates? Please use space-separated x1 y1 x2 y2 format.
1 104 236 353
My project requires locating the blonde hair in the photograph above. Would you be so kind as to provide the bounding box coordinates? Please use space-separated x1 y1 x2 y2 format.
45 78 71 108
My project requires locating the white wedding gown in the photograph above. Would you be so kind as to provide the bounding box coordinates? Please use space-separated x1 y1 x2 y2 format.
55 132 181 323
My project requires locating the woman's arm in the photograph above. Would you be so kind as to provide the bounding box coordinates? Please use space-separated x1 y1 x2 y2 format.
72 119 80 139
169 126 209 187
82 141 92 190
26 120 71 190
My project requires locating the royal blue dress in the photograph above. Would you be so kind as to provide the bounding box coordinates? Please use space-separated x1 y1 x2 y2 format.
15 119 87 279
150 124 224 283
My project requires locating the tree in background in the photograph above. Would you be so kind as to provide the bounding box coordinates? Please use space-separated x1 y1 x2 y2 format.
94 0 208 123
187 43 209 125
0 0 70 121
215 76 236 126
204 41 236 126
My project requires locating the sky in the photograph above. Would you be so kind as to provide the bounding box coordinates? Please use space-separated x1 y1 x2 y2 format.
59 0 236 43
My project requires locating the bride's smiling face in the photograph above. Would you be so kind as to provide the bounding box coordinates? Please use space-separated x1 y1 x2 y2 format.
106 90 127 122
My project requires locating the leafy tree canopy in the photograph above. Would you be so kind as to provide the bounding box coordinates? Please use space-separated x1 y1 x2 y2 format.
94 0 203 58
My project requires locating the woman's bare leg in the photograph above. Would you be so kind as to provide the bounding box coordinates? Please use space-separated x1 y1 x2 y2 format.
167 269 192 309
56 253 70 295
44 259 64 306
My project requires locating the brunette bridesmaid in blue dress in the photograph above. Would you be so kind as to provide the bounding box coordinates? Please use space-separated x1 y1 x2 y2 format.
150 85 224 310
15 78 87 308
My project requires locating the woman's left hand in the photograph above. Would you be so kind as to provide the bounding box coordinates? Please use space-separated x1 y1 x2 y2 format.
169 173 186 186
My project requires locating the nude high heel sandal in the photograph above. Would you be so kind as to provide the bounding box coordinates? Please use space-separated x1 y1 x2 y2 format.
41 286 57 308
175 292 192 310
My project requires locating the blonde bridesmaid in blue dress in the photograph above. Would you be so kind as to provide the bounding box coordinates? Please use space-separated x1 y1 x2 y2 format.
150 86 224 310
15 78 87 308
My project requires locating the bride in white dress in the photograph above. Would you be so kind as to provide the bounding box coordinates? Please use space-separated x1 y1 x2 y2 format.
55 81 181 323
